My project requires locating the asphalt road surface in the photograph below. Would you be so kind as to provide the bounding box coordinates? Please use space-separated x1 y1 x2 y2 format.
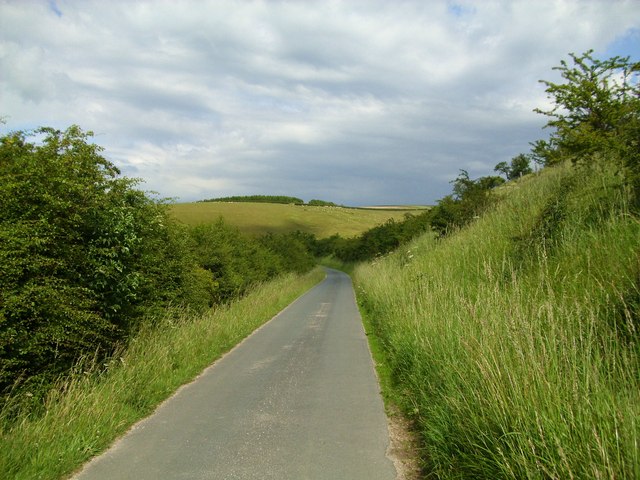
73 268 397 479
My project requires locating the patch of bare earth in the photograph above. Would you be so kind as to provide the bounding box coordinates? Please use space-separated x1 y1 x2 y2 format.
386 404 422 480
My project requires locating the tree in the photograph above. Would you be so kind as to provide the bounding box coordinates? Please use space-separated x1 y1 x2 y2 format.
510 153 533 178
532 50 640 180
428 170 504 235
495 154 533 180
260 231 316 274
494 161 510 178
189 219 282 302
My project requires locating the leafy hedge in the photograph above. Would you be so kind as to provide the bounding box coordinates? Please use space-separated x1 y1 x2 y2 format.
0 127 195 393
326 212 432 262
188 220 314 302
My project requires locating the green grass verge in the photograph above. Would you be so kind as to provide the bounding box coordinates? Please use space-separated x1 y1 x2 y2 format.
168 202 418 238
353 162 640 478
358 293 401 410
0 268 325 480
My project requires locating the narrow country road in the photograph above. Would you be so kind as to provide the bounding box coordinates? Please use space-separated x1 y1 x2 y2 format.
73 268 397 480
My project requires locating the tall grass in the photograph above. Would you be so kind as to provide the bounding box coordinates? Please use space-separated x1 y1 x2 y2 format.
0 268 325 480
355 163 639 478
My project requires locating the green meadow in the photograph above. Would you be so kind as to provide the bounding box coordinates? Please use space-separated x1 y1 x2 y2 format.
169 201 422 238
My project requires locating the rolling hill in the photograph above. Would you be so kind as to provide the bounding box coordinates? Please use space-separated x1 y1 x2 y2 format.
168 202 427 238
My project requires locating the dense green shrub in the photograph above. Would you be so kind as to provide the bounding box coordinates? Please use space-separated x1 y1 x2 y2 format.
188 219 283 302
0 126 202 395
259 231 317 273
429 171 505 236
330 211 432 262
188 221 318 304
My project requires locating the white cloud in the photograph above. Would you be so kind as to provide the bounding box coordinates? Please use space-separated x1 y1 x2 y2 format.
1 0 639 205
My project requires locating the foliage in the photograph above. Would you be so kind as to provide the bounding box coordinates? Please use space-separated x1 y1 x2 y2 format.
494 153 533 180
429 170 505 235
532 50 640 204
259 231 317 274
307 199 338 206
0 126 235 395
0 126 201 395
199 195 304 205
330 211 432 262
189 219 281 303
189 220 317 303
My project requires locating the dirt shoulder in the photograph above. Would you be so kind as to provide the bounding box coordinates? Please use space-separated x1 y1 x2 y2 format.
386 403 423 480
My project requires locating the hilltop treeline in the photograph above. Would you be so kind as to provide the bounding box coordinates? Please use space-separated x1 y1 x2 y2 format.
200 195 305 204
199 195 338 207
0 127 315 401
307 199 338 206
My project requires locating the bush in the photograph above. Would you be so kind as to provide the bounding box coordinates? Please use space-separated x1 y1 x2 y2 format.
331 211 432 262
188 219 283 302
429 171 505 236
259 231 316 274
0 126 200 395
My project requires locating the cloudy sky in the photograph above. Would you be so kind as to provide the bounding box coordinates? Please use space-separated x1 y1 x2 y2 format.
1 0 639 205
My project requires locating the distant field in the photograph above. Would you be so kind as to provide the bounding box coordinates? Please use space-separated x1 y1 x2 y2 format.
169 202 426 238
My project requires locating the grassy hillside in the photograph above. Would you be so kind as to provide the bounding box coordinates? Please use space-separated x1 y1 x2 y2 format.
169 202 421 238
354 161 639 478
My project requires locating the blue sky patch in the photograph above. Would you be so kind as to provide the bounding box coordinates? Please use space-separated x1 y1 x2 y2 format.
48 0 62 17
